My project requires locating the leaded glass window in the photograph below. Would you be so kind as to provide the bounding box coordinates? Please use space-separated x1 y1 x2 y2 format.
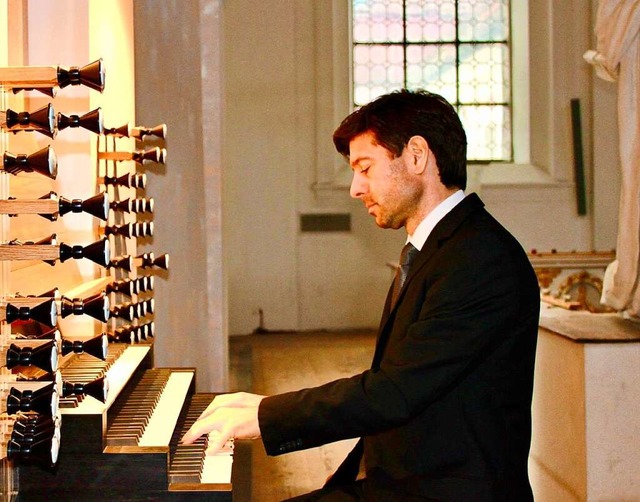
352 0 512 162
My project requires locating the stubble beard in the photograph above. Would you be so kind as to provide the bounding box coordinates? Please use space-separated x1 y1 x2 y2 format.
376 160 421 231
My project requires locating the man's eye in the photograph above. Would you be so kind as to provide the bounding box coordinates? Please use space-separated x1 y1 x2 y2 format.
359 165 371 174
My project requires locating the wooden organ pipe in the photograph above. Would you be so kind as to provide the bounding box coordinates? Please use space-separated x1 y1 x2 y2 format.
56 108 103 135
106 277 154 297
0 235 110 267
109 321 154 344
58 292 110 323
103 123 166 140
0 59 104 93
108 253 168 272
1 298 57 327
110 197 154 214
1 414 60 467
104 222 153 239
4 291 109 325
0 191 109 221
139 252 169 270
101 172 147 189
11 325 107 362
98 146 166 165
61 376 108 404
2 340 58 373
0 104 56 137
2 382 58 416
0 146 57 178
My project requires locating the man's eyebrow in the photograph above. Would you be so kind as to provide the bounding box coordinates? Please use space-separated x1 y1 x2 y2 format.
349 155 371 168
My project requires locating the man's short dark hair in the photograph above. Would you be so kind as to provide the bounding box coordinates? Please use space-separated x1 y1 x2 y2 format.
333 89 467 190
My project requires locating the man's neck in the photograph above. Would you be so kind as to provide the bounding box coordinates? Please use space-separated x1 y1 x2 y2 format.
406 186 460 236
406 190 466 251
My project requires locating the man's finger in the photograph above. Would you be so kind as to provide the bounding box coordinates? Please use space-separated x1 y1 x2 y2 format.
205 430 233 456
180 426 201 444
181 416 216 444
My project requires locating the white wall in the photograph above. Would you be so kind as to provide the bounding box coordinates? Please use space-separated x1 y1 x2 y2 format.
223 0 619 335
222 1 404 335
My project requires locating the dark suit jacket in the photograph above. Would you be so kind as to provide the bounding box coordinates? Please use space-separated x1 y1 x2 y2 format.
259 194 540 501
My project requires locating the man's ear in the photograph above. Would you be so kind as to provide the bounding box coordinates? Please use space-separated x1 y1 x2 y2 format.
406 135 430 174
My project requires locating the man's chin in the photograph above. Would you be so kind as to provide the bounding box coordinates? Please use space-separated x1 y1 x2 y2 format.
373 216 402 230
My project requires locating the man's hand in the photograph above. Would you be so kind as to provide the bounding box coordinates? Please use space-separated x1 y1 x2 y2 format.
181 392 266 455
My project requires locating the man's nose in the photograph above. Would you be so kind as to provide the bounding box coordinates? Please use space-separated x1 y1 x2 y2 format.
350 172 368 199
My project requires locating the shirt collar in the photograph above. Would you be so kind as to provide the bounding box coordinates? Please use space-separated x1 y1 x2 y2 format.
408 190 466 251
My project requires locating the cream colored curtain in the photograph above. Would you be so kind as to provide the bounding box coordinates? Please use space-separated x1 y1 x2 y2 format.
584 0 640 316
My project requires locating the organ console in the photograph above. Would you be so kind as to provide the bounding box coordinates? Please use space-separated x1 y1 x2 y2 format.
0 57 237 500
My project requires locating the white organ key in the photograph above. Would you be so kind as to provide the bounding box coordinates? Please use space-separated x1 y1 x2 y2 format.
61 345 151 415
103 346 151 406
138 371 194 446
201 434 234 484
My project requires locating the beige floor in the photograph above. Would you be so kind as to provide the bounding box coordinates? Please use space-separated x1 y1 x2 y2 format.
229 329 376 501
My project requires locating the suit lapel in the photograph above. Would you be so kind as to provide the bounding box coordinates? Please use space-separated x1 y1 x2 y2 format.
372 194 485 368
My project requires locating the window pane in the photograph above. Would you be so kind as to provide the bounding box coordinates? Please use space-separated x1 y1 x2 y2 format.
405 0 456 42
458 0 510 42
458 43 510 103
406 44 457 103
354 45 405 105
353 0 404 43
459 105 511 160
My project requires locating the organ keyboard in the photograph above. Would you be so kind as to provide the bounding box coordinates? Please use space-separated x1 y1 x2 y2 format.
16 343 238 501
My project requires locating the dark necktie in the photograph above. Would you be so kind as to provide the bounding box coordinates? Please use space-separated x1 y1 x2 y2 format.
391 242 419 307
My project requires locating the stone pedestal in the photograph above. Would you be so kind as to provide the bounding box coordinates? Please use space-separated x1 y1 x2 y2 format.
530 305 640 500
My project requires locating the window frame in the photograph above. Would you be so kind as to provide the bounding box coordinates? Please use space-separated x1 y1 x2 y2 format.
314 0 536 196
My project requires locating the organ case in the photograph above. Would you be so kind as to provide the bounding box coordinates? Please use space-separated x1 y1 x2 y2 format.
0 51 237 500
